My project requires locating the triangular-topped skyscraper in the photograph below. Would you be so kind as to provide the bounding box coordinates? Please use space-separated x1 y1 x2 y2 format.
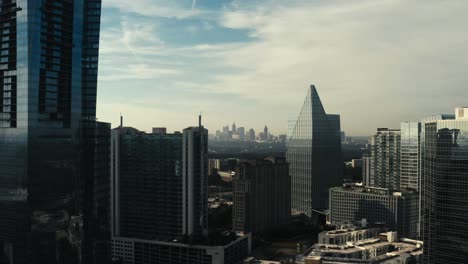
286 85 342 215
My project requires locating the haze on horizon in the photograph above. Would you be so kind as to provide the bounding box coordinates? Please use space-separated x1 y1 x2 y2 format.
96 0 468 136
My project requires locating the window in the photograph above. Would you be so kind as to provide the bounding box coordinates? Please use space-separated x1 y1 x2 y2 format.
4 70 15 76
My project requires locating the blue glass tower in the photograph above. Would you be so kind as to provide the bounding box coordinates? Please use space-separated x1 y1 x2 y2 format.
286 85 342 215
0 1 104 263
421 108 468 263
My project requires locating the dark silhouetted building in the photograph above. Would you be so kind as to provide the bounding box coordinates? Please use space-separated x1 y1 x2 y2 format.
110 120 251 264
421 108 468 264
248 128 255 141
370 128 401 191
238 127 245 140
182 122 209 239
233 157 290 233
111 127 183 241
112 233 251 264
286 85 342 215
0 0 105 263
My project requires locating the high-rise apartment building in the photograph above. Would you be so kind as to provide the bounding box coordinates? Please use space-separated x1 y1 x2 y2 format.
329 186 419 239
0 1 104 263
370 128 401 191
420 108 468 264
233 157 290 233
362 154 372 186
182 120 209 239
111 127 183 241
111 120 251 264
287 85 342 214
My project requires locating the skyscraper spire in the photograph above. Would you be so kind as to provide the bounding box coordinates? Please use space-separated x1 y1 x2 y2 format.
286 84 342 214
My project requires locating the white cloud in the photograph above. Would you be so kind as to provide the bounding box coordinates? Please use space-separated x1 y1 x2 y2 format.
199 0 468 134
103 0 210 19
99 64 179 81
98 0 468 135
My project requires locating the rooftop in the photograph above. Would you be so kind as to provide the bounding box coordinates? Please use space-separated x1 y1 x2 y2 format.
331 185 416 197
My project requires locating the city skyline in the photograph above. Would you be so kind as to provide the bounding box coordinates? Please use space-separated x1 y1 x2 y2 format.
96 0 468 136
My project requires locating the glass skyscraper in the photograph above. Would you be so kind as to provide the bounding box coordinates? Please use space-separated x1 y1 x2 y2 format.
400 122 421 191
0 1 103 263
286 85 342 215
421 108 468 264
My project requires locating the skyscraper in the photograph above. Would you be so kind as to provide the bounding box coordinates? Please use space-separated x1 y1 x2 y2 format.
85 121 112 264
263 125 269 140
238 127 245 140
421 108 468 263
248 128 255 141
0 1 103 263
111 126 183 241
286 115 298 144
400 122 421 191
182 117 208 239
370 128 401 191
232 122 237 134
233 157 290 233
286 85 342 214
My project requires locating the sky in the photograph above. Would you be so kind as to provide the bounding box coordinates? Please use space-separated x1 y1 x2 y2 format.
96 0 468 136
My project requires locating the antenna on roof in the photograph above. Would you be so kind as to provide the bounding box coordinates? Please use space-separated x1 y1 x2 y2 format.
120 114 123 128
199 112 202 128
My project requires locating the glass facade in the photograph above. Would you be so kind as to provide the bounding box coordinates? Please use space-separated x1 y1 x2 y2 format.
400 122 421 191
421 117 468 263
286 85 342 215
0 1 104 263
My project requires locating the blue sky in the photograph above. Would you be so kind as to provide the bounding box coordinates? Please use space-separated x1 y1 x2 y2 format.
97 0 468 135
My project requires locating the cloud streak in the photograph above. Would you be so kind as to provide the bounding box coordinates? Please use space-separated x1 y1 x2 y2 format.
97 0 468 135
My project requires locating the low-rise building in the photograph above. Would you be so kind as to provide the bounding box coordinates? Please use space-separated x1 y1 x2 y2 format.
112 233 251 264
329 185 418 239
301 225 423 264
